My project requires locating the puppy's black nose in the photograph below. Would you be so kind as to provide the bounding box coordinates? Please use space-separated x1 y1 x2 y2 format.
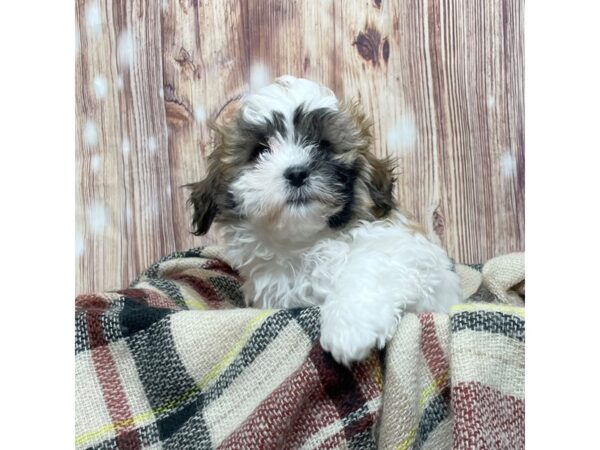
284 166 309 187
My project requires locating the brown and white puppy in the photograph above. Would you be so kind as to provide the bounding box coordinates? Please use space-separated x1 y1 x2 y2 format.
188 76 461 365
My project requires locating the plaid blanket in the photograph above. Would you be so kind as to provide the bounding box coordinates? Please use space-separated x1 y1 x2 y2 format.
75 247 524 450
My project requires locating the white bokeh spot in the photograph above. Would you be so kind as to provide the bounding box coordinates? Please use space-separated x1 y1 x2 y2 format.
93 74 108 100
83 120 98 147
148 136 157 153
250 63 270 93
87 202 106 235
194 105 206 124
91 154 102 173
500 151 517 178
75 27 80 55
387 117 417 154
122 137 130 156
75 232 84 258
85 1 102 37
117 29 134 70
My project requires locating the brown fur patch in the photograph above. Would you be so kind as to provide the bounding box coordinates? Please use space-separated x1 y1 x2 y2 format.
340 101 397 219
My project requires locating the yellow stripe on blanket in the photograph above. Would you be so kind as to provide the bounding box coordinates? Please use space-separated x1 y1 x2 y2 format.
419 370 449 408
183 296 208 310
198 310 272 389
395 428 416 450
75 309 272 447
392 370 449 450
451 302 525 317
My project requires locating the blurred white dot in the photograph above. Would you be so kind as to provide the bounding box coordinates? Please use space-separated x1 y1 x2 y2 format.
194 105 206 124
122 137 130 156
387 117 417 153
117 29 134 70
116 74 124 90
75 27 80 56
87 202 106 235
75 232 84 258
500 151 517 178
90 154 102 173
166 185 172 196
83 120 98 147
487 95 496 108
159 87 164 99
85 1 102 37
148 136 157 153
250 63 270 92
149 198 160 215
93 74 107 99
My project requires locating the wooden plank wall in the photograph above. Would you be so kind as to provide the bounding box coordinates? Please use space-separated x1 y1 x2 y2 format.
76 0 524 294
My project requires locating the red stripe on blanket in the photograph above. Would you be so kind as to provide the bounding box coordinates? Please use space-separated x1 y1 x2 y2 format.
452 382 525 450
86 301 141 450
75 293 108 310
310 343 378 446
352 354 384 402
202 259 243 280
166 273 222 308
420 313 450 390
285 347 349 449
216 344 342 450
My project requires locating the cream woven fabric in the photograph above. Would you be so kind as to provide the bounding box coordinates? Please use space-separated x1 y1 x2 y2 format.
75 248 525 449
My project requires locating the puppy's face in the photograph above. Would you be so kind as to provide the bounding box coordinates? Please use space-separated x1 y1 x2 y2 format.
188 76 395 242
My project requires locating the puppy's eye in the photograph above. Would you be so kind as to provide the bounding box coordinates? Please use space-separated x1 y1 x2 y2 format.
319 139 332 150
251 144 270 161
337 172 350 183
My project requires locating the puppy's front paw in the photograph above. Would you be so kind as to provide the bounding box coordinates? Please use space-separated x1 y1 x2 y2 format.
319 326 375 366
320 314 394 366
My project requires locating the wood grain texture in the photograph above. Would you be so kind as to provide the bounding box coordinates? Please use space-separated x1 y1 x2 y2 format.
76 0 524 293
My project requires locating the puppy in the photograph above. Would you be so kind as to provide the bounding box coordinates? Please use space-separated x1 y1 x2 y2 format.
188 76 462 365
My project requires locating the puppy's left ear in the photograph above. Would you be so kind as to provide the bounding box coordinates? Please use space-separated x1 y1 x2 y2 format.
342 100 396 218
186 176 219 236
363 152 396 218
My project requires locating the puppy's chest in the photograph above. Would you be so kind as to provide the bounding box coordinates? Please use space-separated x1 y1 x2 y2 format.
240 251 334 308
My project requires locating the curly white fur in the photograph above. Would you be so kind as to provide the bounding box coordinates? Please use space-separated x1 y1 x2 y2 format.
219 210 461 366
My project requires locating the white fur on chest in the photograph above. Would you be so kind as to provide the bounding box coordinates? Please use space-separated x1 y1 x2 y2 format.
219 224 333 308
219 212 459 312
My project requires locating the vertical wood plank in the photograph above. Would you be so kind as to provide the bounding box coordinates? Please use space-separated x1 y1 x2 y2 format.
159 1 250 250
76 0 176 292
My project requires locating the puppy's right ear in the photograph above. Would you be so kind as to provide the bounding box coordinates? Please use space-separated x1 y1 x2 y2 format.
186 178 218 236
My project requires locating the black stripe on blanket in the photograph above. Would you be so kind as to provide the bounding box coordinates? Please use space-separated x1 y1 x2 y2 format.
162 411 212 449
157 400 207 443
292 306 321 341
412 387 451 450
84 423 161 450
127 316 199 411
451 311 525 342
119 299 173 337
147 278 187 307
209 275 246 307
201 309 299 404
